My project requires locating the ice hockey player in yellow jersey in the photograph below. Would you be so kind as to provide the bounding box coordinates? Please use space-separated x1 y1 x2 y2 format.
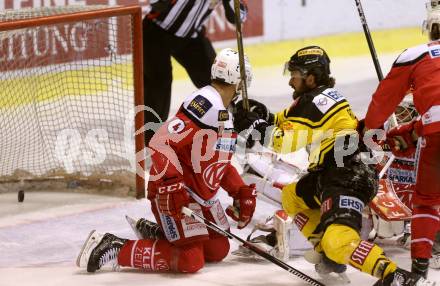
233 46 436 286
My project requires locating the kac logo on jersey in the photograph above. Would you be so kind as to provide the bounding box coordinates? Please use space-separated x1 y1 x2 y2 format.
203 161 229 190
339 195 364 214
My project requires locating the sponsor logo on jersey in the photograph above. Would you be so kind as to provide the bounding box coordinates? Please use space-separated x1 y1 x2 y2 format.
323 89 344 101
387 168 416 184
339 196 364 214
429 46 440 58
218 110 229 121
203 160 229 190
294 212 309 231
188 95 212 118
214 137 236 152
160 214 180 242
321 198 332 215
350 240 374 266
167 118 185 134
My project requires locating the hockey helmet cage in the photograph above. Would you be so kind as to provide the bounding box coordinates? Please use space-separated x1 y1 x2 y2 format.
286 46 331 76
211 48 252 87
395 94 418 124
423 1 440 37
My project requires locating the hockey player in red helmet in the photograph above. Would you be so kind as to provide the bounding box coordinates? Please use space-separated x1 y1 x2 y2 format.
76 48 257 274
364 0 440 282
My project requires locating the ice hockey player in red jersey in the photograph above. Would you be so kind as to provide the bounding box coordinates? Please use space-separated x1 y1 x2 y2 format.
365 1 440 283
76 48 256 274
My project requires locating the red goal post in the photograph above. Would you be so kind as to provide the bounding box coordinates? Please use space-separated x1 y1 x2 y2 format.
0 5 145 198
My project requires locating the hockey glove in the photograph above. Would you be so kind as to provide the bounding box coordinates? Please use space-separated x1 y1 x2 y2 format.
156 178 190 219
386 120 421 158
234 111 270 148
235 99 274 123
224 0 248 24
226 184 257 229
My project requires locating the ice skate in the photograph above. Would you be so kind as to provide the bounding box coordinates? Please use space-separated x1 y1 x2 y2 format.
430 253 440 269
373 268 436 286
311 252 350 284
125 215 164 240
76 230 127 273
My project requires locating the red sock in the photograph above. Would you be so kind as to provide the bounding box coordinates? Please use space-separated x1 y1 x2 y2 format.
118 239 205 273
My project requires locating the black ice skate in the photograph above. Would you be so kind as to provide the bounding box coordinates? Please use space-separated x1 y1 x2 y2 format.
76 230 127 273
373 267 436 286
125 215 164 240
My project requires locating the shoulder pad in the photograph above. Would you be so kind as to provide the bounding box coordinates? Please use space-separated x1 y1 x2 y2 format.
394 43 431 65
183 86 233 129
313 88 345 114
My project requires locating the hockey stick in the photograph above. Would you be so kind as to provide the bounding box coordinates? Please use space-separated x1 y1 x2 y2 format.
233 0 250 111
354 0 398 128
354 0 398 178
182 207 325 286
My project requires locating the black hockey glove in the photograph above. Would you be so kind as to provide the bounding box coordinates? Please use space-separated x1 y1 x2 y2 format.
235 99 274 123
234 111 270 148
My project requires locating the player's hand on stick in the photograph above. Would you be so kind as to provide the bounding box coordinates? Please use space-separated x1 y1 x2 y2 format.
234 111 269 148
226 184 257 229
386 120 421 158
156 178 189 219
235 99 272 122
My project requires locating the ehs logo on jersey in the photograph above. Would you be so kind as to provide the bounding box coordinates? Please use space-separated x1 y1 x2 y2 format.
203 160 229 190
339 196 364 215
429 45 440 58
214 138 236 152
323 89 343 101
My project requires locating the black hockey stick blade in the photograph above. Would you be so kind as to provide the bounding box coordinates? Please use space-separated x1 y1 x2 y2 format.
182 207 325 286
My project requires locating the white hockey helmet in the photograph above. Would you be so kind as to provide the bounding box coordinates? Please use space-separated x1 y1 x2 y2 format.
423 1 440 39
395 94 418 124
211 48 252 88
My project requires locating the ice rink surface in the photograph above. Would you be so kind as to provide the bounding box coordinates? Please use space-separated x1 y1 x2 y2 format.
1 53 440 286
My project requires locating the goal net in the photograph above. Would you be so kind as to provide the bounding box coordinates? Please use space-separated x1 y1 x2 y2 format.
0 5 145 198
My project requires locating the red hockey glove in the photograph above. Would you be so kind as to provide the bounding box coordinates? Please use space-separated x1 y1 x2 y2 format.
386 120 420 158
156 178 189 219
226 184 257 229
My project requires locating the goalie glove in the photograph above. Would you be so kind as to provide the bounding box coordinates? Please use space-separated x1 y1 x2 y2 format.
226 184 257 229
156 178 190 219
386 119 421 158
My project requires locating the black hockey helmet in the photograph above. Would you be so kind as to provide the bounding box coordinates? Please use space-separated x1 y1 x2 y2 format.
286 46 331 76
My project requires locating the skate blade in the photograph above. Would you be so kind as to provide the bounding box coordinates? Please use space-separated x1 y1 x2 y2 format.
76 230 99 268
317 272 351 284
125 215 144 239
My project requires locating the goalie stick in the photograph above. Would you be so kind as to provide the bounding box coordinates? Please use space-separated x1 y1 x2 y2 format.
181 207 325 286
